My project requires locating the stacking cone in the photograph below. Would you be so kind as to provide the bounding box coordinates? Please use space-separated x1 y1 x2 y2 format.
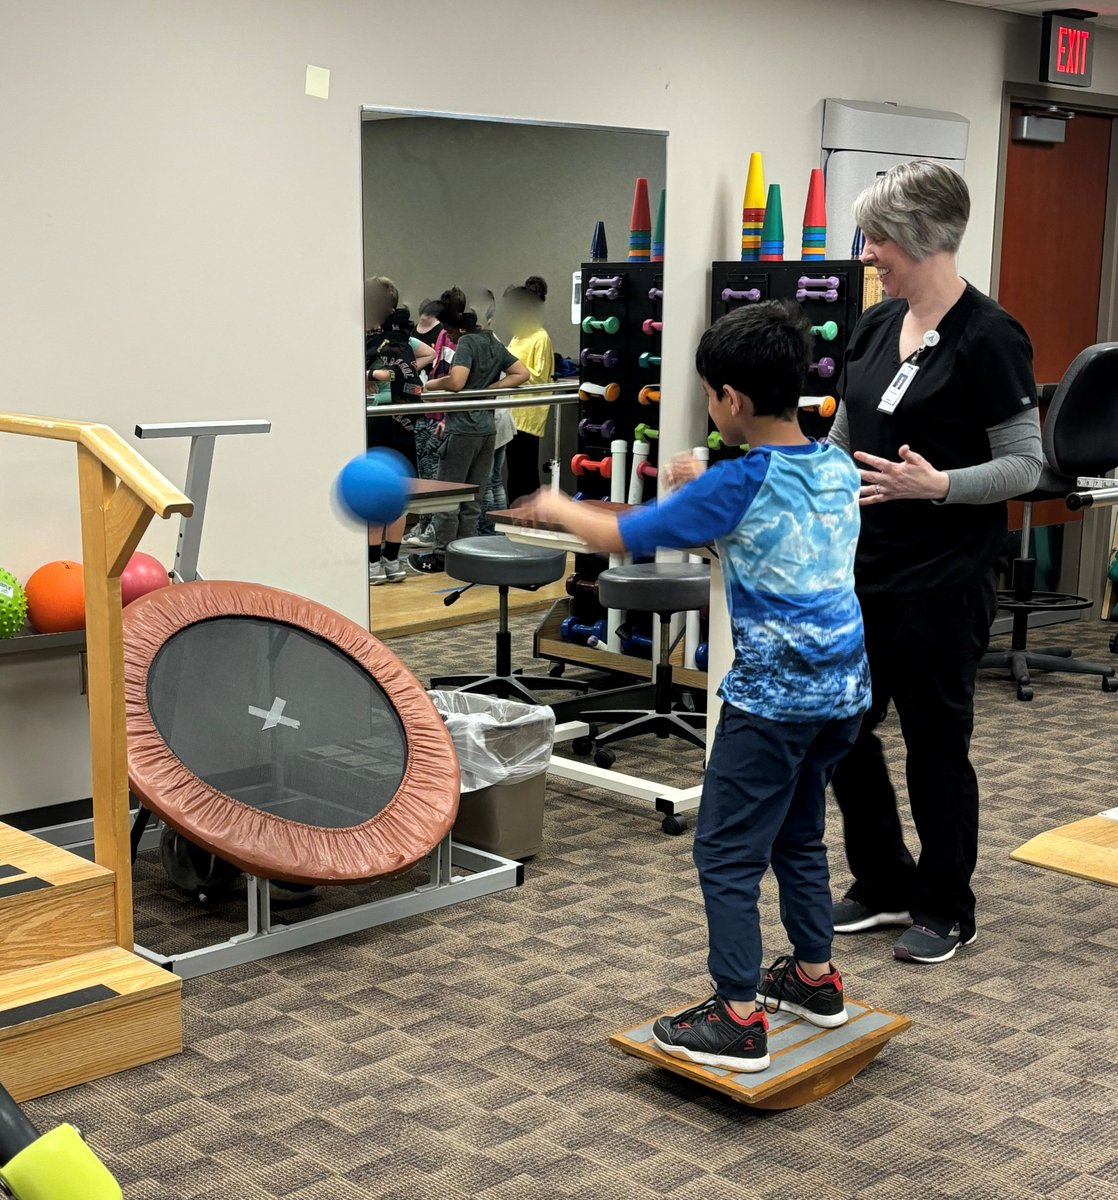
629 178 651 262
759 183 784 261
590 220 608 262
651 189 666 263
741 152 765 262
801 168 827 260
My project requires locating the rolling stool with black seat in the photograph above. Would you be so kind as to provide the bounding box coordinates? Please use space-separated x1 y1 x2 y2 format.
981 342 1118 700
572 562 709 777
430 536 591 704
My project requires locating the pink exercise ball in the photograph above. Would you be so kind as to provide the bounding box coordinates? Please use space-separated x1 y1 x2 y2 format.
121 553 170 607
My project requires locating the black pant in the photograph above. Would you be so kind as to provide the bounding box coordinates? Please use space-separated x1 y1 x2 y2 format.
505 431 541 505
830 571 997 938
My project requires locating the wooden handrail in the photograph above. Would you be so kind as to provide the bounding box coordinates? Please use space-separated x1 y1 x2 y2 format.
0 412 194 949
0 413 192 517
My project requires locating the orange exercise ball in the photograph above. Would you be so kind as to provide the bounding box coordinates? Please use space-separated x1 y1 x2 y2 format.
25 561 86 633
120 552 170 607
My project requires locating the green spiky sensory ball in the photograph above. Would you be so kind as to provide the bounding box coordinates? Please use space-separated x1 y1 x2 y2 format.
0 567 28 638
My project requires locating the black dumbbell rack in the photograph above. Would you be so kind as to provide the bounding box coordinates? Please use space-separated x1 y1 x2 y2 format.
708 260 881 452
576 261 665 502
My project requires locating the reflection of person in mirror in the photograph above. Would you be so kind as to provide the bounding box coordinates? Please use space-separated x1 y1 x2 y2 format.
364 275 435 585
413 298 444 347
502 277 555 504
402 297 452 551
408 288 529 574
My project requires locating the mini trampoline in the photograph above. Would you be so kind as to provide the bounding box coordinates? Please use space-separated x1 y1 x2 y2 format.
123 580 522 977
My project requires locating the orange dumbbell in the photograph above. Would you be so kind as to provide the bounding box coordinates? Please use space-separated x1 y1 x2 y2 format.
571 453 612 479
798 395 837 418
638 386 661 405
579 381 621 403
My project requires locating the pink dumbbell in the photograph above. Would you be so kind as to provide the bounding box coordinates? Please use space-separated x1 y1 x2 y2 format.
798 275 840 289
810 357 836 379
648 287 664 301
796 288 839 303
636 460 658 480
722 287 761 302
580 348 620 369
579 418 617 440
642 319 663 335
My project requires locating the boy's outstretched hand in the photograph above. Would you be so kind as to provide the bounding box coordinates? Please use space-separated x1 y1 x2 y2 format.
513 489 625 555
661 453 704 491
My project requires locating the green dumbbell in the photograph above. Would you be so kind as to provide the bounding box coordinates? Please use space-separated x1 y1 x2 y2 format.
634 423 659 442
639 352 661 369
581 315 621 335
708 431 749 451
811 321 838 342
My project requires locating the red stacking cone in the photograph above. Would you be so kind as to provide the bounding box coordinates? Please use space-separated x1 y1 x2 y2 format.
629 177 651 262
801 168 827 260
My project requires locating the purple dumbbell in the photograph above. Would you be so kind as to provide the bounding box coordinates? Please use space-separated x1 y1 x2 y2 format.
579 418 617 440
722 287 761 302
588 275 622 288
580 348 620 369
648 287 664 301
798 275 840 289
584 287 621 301
810 357 836 379
796 288 839 303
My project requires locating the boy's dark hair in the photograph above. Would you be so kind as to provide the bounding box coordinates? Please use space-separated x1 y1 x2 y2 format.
418 298 443 318
695 301 813 418
503 275 548 305
436 285 467 325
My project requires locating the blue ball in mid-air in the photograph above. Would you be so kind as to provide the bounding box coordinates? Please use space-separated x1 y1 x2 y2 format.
336 449 413 524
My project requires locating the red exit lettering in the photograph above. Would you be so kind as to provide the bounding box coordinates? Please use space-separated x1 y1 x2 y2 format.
1057 25 1091 76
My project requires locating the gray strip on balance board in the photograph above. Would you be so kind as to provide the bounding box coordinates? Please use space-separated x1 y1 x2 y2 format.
0 985 119 1030
730 1009 896 1085
0 864 26 880
0 875 51 896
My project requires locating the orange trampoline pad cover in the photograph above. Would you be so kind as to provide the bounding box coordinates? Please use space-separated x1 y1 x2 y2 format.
123 580 459 885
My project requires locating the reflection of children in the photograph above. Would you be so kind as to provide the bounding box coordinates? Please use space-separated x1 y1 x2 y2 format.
503 277 555 504
410 290 529 573
364 276 434 584
520 302 870 1072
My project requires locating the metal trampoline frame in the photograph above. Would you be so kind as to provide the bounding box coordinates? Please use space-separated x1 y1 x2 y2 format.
135 834 522 979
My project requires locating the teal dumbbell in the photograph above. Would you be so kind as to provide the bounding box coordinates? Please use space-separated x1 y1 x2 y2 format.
639 353 661 369
581 315 621 335
811 321 838 342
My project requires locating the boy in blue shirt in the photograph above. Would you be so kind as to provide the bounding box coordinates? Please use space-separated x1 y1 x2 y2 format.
521 302 870 1071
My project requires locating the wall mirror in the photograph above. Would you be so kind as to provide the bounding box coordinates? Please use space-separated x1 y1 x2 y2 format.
360 107 667 638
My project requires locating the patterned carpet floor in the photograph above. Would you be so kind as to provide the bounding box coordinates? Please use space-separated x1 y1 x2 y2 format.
25 610 1118 1200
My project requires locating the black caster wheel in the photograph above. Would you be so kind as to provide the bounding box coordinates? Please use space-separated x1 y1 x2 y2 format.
661 815 688 836
1017 685 1034 702
571 736 594 756
593 748 616 769
548 662 566 678
1103 676 1118 692
1110 633 1118 654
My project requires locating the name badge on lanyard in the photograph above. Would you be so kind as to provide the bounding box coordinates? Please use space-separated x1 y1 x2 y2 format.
877 329 940 414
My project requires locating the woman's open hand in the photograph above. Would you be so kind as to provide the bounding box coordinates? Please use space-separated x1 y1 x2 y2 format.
854 445 949 505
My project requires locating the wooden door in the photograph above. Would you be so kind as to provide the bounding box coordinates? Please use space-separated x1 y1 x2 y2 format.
998 106 1112 383
998 107 1112 531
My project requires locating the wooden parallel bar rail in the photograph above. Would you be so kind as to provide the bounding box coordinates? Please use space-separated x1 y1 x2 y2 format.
0 412 193 949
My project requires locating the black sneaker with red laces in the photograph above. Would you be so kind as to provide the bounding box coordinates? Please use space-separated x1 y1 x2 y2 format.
652 994 770 1073
755 955 849 1028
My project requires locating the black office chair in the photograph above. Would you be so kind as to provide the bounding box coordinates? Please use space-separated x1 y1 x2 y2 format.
981 342 1118 700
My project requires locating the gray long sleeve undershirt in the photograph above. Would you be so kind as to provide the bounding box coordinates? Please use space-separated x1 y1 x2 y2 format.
826 403 1043 504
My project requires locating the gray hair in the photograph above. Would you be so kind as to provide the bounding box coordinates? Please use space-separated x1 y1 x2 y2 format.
853 160 970 260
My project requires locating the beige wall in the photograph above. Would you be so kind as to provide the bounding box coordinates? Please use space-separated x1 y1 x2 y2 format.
2 0 1116 810
362 117 667 356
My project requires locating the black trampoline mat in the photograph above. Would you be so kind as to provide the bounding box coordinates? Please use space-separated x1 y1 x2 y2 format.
147 617 406 827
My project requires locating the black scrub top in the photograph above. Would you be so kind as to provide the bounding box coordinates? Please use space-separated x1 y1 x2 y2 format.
842 282 1037 599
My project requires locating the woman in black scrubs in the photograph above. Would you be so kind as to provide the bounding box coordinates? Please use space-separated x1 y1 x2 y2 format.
829 160 1042 964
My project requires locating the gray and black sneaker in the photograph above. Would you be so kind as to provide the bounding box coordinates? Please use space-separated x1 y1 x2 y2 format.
652 995 770 1073
893 923 976 964
832 897 912 934
755 955 849 1028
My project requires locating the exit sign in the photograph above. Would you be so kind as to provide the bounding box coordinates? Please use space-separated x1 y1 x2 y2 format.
1041 13 1095 87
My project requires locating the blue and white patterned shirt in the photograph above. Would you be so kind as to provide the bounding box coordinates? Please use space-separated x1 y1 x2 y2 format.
619 442 870 723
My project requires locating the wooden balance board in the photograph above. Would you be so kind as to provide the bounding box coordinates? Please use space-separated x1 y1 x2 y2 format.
611 998 910 1110
1011 812 1118 888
